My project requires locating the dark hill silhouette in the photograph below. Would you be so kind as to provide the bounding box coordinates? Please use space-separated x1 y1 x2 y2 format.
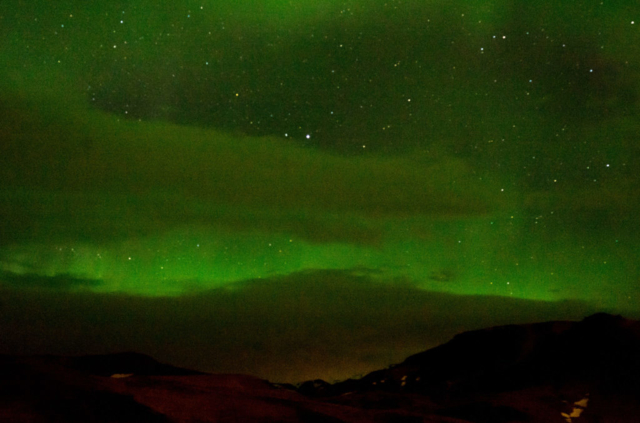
2 313 639 422
301 313 640 397
58 351 206 377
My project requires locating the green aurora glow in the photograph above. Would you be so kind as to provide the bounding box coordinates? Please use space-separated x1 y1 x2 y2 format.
1 0 639 382
0 94 636 309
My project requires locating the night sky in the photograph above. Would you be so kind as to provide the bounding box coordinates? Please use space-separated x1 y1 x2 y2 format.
1 0 639 383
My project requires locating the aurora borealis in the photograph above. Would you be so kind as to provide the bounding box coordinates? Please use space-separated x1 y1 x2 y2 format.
1 0 639 382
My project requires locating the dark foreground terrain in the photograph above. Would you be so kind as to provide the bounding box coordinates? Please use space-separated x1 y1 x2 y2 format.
2 313 639 422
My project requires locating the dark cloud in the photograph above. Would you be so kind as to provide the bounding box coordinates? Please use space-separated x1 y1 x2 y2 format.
0 85 504 246
0 270 603 383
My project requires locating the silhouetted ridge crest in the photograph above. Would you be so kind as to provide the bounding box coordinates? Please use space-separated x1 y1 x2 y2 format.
300 313 640 398
62 352 205 377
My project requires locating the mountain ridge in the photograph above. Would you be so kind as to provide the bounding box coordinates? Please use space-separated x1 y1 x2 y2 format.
2 313 639 422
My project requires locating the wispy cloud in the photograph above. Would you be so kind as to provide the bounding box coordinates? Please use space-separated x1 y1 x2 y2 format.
0 271 102 290
0 84 504 246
